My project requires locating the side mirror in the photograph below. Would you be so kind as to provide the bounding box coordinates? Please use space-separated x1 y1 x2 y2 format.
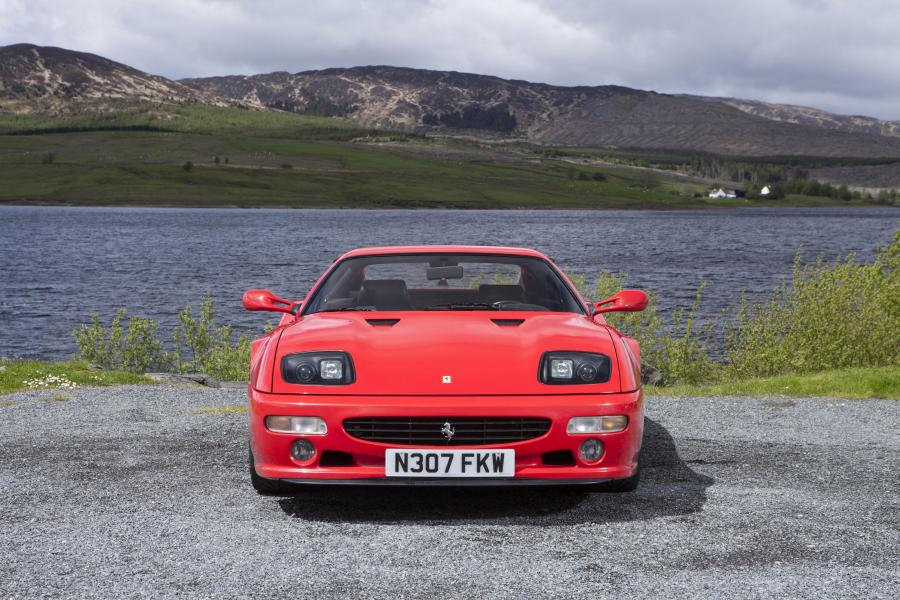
593 289 648 314
242 289 295 314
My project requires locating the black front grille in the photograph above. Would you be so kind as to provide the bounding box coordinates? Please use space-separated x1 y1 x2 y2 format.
343 417 552 446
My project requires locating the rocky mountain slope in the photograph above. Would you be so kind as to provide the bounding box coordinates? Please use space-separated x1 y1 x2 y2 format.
717 97 900 138
0 43 221 113
3 43 900 159
182 66 900 158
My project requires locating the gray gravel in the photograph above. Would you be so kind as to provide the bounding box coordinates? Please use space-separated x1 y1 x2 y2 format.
1 385 898 599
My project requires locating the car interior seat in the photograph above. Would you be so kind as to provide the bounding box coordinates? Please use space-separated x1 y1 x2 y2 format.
358 279 414 310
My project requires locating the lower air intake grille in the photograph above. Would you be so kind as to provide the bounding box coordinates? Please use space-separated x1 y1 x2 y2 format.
343 417 551 446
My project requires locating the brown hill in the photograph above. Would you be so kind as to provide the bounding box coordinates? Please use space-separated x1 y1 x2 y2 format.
181 66 900 158
3 44 900 159
0 43 221 113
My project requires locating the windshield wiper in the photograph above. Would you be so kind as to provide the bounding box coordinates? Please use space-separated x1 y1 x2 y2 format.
317 306 375 312
423 302 500 311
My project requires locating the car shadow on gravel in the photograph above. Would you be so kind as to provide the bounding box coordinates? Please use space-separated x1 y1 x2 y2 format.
277 419 714 525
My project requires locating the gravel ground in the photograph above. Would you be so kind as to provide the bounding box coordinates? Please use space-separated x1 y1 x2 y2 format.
0 385 897 599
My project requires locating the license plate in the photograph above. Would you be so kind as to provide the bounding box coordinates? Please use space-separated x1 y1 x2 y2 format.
385 449 515 478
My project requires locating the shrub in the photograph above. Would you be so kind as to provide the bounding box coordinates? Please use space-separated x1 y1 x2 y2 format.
182 160 193 172
724 229 900 378
74 296 252 381
171 296 252 379
591 172 607 182
74 309 171 372
569 270 715 385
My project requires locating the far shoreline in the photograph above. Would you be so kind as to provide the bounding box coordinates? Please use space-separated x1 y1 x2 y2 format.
1 199 894 211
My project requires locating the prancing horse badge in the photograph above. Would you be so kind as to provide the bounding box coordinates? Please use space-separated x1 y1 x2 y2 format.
442 375 452 384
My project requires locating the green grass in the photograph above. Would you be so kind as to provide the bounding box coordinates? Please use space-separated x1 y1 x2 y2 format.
0 104 884 209
0 359 155 395
648 366 900 400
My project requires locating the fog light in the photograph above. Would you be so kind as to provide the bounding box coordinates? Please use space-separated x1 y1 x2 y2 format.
550 359 574 379
567 416 628 434
290 439 316 462
579 439 604 462
265 416 327 434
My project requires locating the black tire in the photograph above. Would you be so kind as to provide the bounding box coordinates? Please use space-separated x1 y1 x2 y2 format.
249 449 298 495
586 465 640 493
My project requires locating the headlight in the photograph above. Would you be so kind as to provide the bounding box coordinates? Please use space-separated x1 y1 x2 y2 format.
281 351 355 385
265 416 328 434
539 351 611 384
567 416 628 434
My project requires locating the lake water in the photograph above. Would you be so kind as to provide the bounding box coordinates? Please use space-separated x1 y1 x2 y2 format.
1 206 897 360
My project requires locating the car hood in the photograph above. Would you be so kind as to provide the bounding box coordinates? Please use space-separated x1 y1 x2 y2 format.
271 312 624 395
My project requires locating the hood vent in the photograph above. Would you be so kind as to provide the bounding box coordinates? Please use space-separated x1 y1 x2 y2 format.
491 318 525 327
366 318 400 327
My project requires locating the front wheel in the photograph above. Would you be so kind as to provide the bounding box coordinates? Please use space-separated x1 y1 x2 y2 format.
249 449 298 495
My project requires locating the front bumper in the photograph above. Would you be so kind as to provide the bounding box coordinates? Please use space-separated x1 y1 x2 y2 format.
249 387 643 483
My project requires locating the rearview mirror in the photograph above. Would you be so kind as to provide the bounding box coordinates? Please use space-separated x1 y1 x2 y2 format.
426 265 464 280
242 289 295 314
593 289 648 314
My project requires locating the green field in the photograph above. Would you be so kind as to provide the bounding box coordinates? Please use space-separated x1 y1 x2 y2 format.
649 366 900 400
0 359 154 396
0 104 885 209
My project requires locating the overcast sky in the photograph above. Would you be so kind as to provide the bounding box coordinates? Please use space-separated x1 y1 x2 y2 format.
3 0 899 119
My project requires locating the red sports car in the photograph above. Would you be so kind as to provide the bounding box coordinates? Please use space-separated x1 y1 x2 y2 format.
243 246 647 493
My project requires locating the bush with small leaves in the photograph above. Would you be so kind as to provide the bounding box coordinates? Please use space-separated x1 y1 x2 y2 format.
725 228 900 378
74 296 252 381
73 309 171 372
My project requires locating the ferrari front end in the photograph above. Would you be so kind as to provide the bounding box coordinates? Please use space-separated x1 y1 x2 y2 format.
243 246 647 493
249 387 643 486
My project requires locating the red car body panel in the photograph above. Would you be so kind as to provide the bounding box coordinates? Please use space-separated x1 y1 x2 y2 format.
270 312 628 396
246 245 645 486
249 388 643 481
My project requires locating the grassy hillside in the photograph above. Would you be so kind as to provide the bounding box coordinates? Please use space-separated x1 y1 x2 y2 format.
0 104 888 208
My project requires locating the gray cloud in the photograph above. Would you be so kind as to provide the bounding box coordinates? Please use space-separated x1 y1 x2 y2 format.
2 0 898 118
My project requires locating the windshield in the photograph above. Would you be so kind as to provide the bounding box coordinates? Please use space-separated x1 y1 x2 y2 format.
303 253 585 314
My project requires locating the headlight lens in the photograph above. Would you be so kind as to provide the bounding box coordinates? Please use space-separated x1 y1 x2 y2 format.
319 359 343 380
265 416 328 434
540 352 611 384
295 363 316 383
281 351 354 385
550 359 574 379
567 416 628 434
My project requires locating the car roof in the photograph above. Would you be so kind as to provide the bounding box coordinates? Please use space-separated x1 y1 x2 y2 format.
338 245 550 260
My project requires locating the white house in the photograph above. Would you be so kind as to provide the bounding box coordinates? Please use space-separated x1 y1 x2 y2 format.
760 185 771 196
708 188 737 199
